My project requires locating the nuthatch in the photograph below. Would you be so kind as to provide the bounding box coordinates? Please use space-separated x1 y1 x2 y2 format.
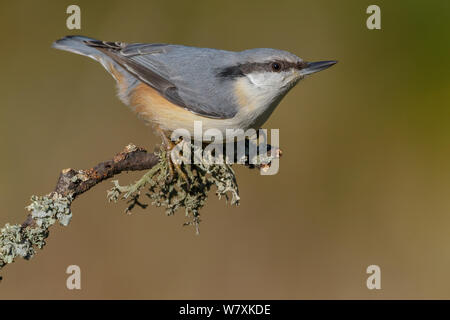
52 36 336 137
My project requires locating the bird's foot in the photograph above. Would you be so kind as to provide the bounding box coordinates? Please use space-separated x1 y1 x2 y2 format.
158 129 190 188
167 149 190 189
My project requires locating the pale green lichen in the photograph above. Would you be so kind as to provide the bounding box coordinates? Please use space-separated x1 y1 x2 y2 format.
0 193 72 271
28 193 73 227
108 147 240 234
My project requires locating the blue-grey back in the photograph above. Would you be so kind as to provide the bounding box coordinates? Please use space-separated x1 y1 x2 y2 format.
122 44 243 118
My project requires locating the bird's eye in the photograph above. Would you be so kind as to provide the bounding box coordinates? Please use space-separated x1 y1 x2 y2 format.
271 62 281 72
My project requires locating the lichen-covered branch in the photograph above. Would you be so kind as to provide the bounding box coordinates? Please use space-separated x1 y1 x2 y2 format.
0 144 159 275
0 140 280 279
107 148 240 234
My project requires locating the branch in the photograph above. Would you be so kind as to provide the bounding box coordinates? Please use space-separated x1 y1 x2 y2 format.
0 144 159 275
23 144 159 228
0 140 279 279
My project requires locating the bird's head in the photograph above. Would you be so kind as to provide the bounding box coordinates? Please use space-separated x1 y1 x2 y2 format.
218 48 337 109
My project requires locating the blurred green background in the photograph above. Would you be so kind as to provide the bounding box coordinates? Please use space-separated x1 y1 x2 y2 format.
0 0 449 299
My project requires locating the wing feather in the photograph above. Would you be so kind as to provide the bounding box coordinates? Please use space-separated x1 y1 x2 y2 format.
86 40 238 119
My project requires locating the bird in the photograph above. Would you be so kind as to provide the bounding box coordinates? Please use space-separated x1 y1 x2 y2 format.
52 35 336 181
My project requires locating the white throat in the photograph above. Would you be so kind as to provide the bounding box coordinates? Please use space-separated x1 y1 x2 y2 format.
232 72 297 130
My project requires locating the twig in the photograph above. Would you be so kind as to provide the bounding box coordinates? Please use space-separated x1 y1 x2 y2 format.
0 144 158 274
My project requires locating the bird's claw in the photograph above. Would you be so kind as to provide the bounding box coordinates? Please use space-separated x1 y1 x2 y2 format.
160 129 191 188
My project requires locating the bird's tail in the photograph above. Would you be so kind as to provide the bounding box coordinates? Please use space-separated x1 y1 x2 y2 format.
52 35 104 61
53 35 138 106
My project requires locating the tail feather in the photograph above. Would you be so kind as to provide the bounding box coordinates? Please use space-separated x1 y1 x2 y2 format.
52 35 103 61
53 35 139 106
52 35 121 77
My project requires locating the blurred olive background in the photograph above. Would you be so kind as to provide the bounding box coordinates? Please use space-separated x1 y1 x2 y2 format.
0 0 449 299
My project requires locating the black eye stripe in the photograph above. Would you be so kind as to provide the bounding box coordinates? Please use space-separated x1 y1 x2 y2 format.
218 60 300 78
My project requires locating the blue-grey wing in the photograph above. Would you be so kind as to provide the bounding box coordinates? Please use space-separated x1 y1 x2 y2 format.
86 41 239 119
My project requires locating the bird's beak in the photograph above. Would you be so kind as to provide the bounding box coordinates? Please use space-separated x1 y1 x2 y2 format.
300 60 337 76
